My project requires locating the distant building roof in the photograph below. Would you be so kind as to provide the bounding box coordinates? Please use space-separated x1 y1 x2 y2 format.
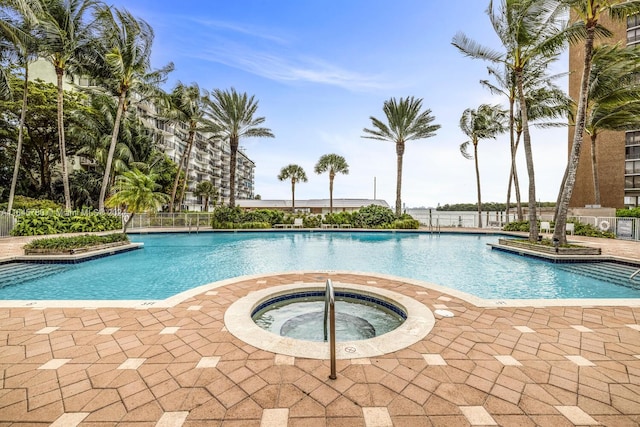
236 199 390 209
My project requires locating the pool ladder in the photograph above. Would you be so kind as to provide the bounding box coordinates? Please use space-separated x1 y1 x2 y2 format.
323 279 337 380
631 269 640 282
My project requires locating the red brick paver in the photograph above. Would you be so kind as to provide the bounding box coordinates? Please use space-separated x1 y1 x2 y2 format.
1 271 640 426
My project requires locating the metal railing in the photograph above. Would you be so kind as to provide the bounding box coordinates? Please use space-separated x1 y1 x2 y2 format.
323 279 337 380
126 213 215 230
0 212 15 237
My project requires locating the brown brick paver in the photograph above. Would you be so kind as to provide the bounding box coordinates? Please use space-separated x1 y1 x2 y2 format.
1 233 640 425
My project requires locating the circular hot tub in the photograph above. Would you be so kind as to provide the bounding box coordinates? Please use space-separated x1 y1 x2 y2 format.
225 282 435 359
252 290 406 341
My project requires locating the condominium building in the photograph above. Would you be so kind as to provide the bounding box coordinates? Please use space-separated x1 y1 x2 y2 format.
568 14 639 208
28 59 255 211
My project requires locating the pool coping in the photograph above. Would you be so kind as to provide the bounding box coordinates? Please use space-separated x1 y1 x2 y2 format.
1 270 639 309
224 282 436 360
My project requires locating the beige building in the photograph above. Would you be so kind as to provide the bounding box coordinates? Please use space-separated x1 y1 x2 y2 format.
28 59 256 211
568 14 639 208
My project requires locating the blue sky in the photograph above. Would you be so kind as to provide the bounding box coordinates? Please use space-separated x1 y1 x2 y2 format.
108 0 569 208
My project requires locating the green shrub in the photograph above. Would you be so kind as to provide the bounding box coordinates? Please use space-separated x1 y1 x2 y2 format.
0 196 61 212
242 209 284 225
502 219 615 238
211 206 243 224
11 211 122 236
616 207 640 218
211 221 270 229
352 205 396 228
323 211 353 225
390 218 420 229
24 233 128 250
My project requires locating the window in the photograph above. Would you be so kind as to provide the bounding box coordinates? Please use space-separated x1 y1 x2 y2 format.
626 160 640 174
625 176 640 189
627 131 640 146
627 146 640 160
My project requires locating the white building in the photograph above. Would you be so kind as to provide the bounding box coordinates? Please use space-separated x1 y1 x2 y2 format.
28 59 256 211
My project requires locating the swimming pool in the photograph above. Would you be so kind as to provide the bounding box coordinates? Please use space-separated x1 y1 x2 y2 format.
0 231 639 300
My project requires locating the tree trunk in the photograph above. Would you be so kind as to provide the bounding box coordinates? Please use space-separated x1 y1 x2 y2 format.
8 63 29 213
99 91 127 212
123 212 134 233
169 128 194 213
516 70 538 242
514 130 523 220
473 141 482 228
329 171 335 214
591 132 600 205
395 141 405 216
55 70 71 210
229 136 238 207
553 26 595 245
505 96 515 222
291 179 296 212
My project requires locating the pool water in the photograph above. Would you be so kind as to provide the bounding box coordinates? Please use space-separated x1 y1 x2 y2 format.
252 297 405 342
1 232 639 300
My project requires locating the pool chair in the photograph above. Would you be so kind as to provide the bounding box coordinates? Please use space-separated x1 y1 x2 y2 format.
565 223 574 235
293 218 303 228
540 221 552 234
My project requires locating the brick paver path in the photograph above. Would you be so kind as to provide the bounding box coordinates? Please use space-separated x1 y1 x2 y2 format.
2 272 640 426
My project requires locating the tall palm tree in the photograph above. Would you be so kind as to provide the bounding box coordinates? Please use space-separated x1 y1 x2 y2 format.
2 1 40 213
205 88 274 207
554 0 640 245
459 104 507 228
362 96 440 216
278 164 307 212
39 0 99 210
194 180 218 211
92 6 173 212
584 44 640 205
164 82 214 212
453 0 568 241
481 58 570 222
105 168 168 232
314 153 349 214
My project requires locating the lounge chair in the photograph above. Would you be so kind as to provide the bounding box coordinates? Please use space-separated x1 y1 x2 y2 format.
292 218 303 228
540 221 552 234
565 223 574 235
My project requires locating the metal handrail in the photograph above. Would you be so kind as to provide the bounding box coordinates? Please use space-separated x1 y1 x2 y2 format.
323 278 337 380
631 269 640 282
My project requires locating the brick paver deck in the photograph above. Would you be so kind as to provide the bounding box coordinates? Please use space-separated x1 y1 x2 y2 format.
1 232 640 426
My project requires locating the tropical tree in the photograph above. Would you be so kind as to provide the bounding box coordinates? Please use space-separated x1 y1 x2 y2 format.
39 0 99 210
277 164 307 212
583 44 640 206
194 180 218 211
205 87 274 207
93 6 173 212
1 1 40 212
459 104 507 228
105 169 168 232
164 82 213 212
362 96 440 216
69 168 101 209
314 153 349 214
554 0 640 245
481 57 570 222
453 0 568 241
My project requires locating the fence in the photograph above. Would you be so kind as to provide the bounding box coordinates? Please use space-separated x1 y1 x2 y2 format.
126 213 215 230
0 212 15 237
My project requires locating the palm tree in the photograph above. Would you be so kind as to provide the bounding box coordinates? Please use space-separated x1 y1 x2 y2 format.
105 169 168 232
2 1 40 213
164 82 214 212
362 96 440 216
205 88 274 207
453 0 568 241
93 6 173 213
481 58 570 222
194 180 218 211
314 153 349 214
554 0 640 245
459 104 507 228
278 164 307 212
39 0 99 210
584 44 640 206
